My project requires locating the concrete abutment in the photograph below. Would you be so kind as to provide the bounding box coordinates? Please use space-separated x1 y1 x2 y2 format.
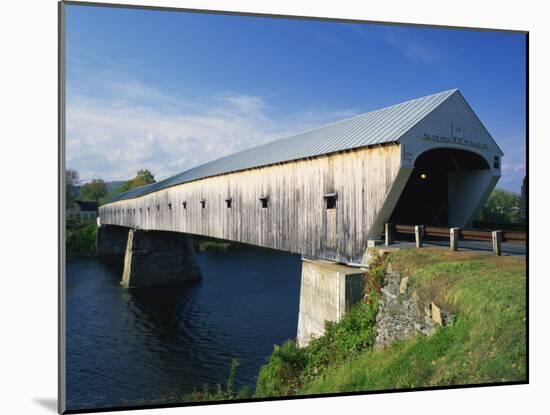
297 259 367 347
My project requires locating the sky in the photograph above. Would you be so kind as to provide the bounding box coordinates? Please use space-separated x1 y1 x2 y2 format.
65 5 526 192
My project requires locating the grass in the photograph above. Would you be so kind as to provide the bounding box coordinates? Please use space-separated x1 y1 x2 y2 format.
299 249 526 395
186 359 250 402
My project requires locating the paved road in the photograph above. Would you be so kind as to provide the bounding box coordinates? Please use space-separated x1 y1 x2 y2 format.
388 239 526 256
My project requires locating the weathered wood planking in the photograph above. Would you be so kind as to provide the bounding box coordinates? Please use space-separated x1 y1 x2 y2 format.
99 144 401 263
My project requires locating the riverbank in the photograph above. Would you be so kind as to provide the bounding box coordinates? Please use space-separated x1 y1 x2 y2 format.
66 225 248 257
66 221 97 256
255 248 526 397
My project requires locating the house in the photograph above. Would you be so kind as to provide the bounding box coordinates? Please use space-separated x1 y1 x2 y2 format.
67 200 98 222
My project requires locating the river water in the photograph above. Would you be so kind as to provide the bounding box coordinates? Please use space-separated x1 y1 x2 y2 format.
66 247 302 410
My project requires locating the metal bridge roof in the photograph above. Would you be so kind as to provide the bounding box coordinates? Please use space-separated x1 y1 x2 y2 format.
110 89 458 202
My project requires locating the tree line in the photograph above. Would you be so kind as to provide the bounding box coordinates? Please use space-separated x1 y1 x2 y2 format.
477 188 523 225
65 169 156 207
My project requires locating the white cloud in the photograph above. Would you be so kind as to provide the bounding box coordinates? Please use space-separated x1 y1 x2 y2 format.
381 29 438 64
352 24 438 65
66 78 357 183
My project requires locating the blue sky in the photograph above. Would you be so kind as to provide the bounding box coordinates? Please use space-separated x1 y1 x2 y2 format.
66 5 526 192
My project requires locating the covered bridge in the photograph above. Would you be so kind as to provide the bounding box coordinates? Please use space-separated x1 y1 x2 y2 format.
99 89 502 265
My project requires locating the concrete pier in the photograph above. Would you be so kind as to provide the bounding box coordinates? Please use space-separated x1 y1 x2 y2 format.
120 229 202 288
297 259 366 347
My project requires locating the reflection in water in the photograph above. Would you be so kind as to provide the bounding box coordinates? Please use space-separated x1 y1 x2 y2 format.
66 248 301 410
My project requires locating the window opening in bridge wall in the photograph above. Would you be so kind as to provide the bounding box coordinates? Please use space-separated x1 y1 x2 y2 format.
201 199 206 209
147 207 150 212
182 201 187 210
260 195 269 209
156 204 160 211
323 192 337 209
493 156 500 169
168 203 172 210
139 208 142 214
225 198 232 208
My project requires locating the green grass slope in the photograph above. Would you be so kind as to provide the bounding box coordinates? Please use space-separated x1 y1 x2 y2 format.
299 249 526 395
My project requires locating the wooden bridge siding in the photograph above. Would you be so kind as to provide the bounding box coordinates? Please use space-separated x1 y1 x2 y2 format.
99 144 401 263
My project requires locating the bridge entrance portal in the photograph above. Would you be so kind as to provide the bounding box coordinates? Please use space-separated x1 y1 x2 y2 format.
389 148 491 227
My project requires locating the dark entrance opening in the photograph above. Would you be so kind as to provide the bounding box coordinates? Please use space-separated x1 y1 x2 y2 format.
389 149 490 227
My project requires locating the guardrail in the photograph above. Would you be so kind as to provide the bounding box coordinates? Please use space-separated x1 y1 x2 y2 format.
384 223 526 256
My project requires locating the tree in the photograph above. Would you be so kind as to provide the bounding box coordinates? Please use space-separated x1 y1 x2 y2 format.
117 169 156 193
132 169 155 187
80 179 107 202
65 169 80 208
478 188 521 224
119 169 156 191
103 169 157 204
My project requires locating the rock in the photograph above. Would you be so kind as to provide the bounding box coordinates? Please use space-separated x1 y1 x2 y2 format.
442 310 456 326
424 304 431 317
381 288 397 299
374 270 456 349
431 302 443 325
399 276 409 294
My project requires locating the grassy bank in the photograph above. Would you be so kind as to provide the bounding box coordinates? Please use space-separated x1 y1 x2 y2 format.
186 359 250 402
257 249 526 398
66 220 97 256
300 249 526 394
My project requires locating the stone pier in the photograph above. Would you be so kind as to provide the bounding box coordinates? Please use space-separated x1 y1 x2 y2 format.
120 229 202 288
96 224 129 257
296 259 366 347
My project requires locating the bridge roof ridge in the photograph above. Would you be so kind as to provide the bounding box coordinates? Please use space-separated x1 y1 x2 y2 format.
108 89 458 203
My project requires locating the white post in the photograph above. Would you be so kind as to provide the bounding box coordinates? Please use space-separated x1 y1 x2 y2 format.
450 227 461 251
492 230 503 256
